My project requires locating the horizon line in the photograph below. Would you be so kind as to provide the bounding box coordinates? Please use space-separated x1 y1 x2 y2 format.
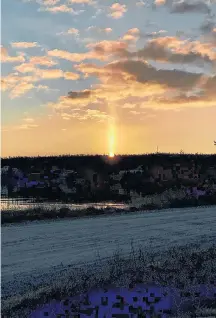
1 151 216 160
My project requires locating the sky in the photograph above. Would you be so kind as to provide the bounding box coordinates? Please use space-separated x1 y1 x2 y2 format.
1 0 216 157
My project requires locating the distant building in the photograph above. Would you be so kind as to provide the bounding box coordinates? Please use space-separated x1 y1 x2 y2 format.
1 186 8 197
128 166 143 174
150 165 173 181
71 187 77 194
110 183 123 194
110 173 122 181
76 178 86 185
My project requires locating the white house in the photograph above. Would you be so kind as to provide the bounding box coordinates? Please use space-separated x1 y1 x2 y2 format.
110 173 122 181
76 178 86 185
1 185 8 197
110 183 122 192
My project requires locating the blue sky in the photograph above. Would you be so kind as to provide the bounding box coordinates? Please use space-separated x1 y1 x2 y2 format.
1 0 216 156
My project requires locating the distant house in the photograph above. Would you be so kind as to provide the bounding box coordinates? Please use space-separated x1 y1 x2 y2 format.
130 190 141 198
110 173 122 181
110 183 122 193
65 169 76 174
71 187 77 194
128 166 143 174
174 165 196 180
1 166 11 174
59 183 76 194
1 185 8 197
150 165 173 181
76 178 86 185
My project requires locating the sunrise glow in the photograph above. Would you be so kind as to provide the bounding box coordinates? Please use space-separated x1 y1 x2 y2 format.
108 123 115 158
1 0 216 157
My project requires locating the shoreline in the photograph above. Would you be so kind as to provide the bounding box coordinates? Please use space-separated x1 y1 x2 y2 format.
1 200 216 225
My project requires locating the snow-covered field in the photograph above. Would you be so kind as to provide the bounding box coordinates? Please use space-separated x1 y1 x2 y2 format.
2 206 216 300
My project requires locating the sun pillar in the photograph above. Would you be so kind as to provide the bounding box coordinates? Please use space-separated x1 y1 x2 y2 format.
108 118 115 157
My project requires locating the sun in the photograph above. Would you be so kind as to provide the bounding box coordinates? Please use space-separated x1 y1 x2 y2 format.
108 131 115 158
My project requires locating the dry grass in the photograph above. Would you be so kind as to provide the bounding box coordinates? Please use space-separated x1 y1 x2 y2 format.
1 205 126 224
2 241 216 317
2 202 216 225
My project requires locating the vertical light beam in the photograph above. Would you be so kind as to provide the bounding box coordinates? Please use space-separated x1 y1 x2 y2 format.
108 118 115 157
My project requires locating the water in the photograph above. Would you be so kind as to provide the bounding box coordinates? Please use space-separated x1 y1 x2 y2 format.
0 197 128 211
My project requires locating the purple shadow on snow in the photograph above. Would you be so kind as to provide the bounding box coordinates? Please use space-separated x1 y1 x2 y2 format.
30 283 216 317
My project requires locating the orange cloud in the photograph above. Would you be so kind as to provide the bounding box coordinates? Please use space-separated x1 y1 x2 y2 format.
58 108 110 123
133 36 216 66
36 84 50 91
86 40 128 58
48 40 128 62
86 26 113 34
40 0 60 5
122 28 140 42
11 42 39 49
136 1 145 7
109 3 127 19
34 68 64 79
16 124 39 130
127 28 140 35
103 28 112 33
48 52 216 114
13 56 79 80
39 5 74 13
1 73 39 94
1 46 25 63
48 61 170 111
64 71 80 80
14 63 37 73
2 63 79 98
57 28 79 36
29 56 57 67
75 59 201 91
1 74 23 91
47 49 93 62
155 0 166 5
10 82 34 99
68 0 95 4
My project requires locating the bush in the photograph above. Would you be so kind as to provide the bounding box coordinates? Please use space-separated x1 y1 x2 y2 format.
129 206 139 212
169 197 197 208
59 207 70 218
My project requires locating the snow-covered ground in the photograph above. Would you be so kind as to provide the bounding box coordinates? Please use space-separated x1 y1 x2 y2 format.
2 206 216 300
